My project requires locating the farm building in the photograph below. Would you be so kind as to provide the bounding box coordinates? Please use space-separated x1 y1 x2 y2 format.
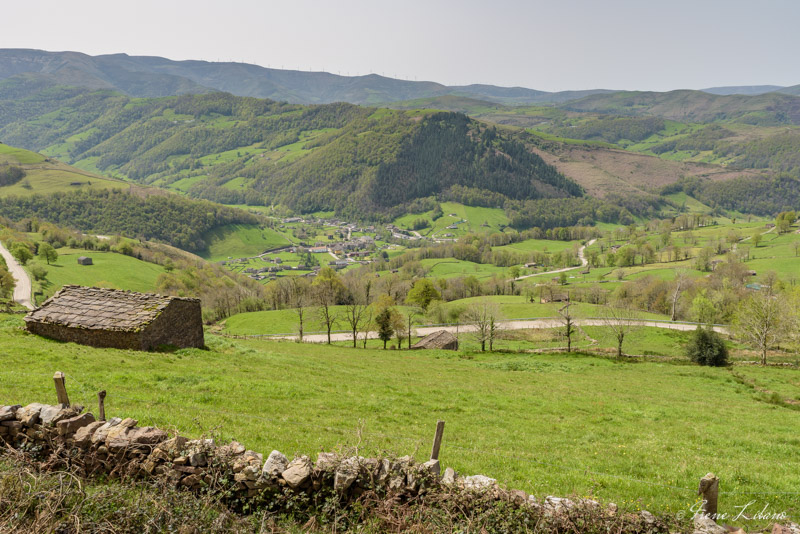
77 256 93 266
24 285 204 351
411 330 459 351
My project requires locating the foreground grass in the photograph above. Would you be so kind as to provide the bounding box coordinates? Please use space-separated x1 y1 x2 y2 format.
0 314 797 527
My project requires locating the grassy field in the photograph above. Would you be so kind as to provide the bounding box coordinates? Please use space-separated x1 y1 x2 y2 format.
222 305 416 336
1 313 797 528
221 296 670 337
28 249 166 302
0 144 128 197
394 202 509 237
199 224 293 261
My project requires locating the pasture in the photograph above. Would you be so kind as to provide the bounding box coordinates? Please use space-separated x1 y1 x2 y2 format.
1 313 797 528
199 224 292 262
28 249 166 302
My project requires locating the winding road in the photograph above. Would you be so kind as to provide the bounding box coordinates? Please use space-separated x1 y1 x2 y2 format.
513 238 596 281
0 240 34 310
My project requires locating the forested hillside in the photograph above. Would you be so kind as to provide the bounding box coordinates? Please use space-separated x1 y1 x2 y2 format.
0 189 258 251
0 89 584 220
563 90 800 125
666 174 800 216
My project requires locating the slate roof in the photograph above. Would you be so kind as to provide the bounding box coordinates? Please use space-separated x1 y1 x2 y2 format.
411 330 458 350
24 285 197 332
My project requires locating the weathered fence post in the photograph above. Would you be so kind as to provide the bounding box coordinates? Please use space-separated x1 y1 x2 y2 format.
98 390 107 421
53 371 70 407
430 420 445 461
698 472 719 518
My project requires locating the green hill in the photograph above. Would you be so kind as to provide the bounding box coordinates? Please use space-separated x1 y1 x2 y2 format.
0 143 127 196
0 145 262 253
30 248 166 303
199 224 292 261
0 89 583 220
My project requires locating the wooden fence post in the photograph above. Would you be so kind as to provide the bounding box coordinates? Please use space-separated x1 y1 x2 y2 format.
698 473 719 518
430 420 445 461
98 390 107 421
53 371 70 407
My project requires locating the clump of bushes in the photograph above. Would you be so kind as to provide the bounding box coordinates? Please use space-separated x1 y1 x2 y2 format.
686 327 729 366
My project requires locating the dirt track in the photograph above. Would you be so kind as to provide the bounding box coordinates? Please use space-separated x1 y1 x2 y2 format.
0 240 34 310
274 317 727 343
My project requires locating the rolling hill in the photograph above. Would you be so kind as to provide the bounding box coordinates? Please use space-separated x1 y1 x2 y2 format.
0 143 127 196
0 89 584 220
562 89 800 125
0 143 261 251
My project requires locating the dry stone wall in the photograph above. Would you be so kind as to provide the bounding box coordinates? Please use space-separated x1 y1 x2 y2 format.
2 401 795 534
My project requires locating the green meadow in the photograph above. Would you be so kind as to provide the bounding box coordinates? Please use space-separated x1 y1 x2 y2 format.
28 250 166 302
0 144 127 198
1 314 797 528
199 224 293 262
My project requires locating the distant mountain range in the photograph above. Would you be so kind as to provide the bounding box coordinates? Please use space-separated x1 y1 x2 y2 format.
0 49 612 105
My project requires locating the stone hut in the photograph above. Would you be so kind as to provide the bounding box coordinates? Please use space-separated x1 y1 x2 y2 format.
411 330 459 351
77 256 93 266
24 285 204 351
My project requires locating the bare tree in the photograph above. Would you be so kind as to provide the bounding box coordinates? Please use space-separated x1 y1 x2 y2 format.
290 277 311 342
313 267 344 344
448 304 466 344
557 301 577 352
670 269 690 322
464 300 501 352
342 277 369 348
406 307 422 350
735 287 794 365
361 308 374 348
599 302 642 358
391 309 407 349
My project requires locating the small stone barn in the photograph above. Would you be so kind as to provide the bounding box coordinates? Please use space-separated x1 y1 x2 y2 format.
77 256 93 266
24 285 204 351
411 330 459 351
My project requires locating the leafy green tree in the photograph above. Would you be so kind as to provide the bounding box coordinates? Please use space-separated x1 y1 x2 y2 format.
375 307 394 349
734 289 794 366
690 291 717 325
38 242 58 265
0 269 14 299
686 327 729 367
30 264 48 281
10 243 32 266
405 279 441 310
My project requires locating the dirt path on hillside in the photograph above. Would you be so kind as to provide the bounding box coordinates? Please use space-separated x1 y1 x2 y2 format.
0 241 34 310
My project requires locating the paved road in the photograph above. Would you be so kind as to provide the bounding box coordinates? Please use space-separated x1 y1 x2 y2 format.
272 317 726 343
0 240 34 310
513 238 596 281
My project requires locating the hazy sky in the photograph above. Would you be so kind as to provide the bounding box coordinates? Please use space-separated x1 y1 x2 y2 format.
3 0 798 91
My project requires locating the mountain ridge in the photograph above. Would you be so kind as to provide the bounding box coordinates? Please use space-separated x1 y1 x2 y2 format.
0 49 613 105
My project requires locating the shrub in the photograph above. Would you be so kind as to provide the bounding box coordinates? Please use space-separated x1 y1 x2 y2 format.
30 265 48 281
686 327 729 367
